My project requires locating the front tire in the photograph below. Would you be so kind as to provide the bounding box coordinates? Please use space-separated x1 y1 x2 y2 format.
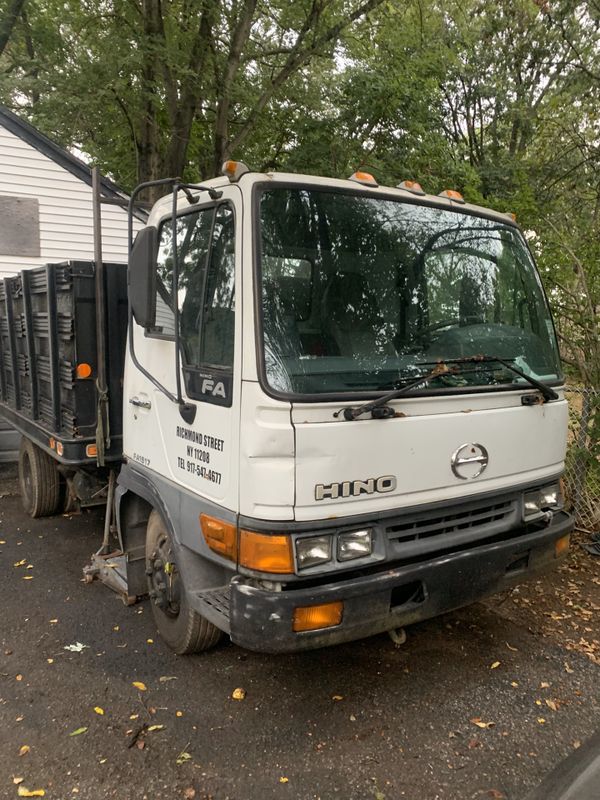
145 510 221 654
18 437 61 518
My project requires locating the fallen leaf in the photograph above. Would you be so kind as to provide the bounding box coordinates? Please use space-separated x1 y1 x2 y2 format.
136 740 145 750
14 559 26 567
467 739 481 749
565 663 574 674
511 681 519 687
93 707 104 715
69 727 88 737
16 715 24 722
22 576 33 581
26 564 33 570
17 787 45 797
113 626 119 631
129 714 139 720
159 676 177 683
506 642 518 652
537 718 546 724
573 740 581 749
132 681 147 692
64 643 88 653
16 674 23 681
545 699 558 712
176 751 192 766
176 711 183 717
470 718 495 729
490 661 501 669
147 639 154 644
147 725 165 732
49 619 58 624
332 695 343 701
46 659 53 664
540 682 550 689
487 791 505 799
13 777 24 785
18 745 30 756
231 688 246 701
183 789 195 800
279 777 289 784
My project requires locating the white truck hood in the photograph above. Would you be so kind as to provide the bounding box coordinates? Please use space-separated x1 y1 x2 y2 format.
291 390 568 522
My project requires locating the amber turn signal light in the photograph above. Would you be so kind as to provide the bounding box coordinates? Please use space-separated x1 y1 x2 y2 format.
200 514 238 561
292 601 343 632
555 534 570 558
239 530 294 574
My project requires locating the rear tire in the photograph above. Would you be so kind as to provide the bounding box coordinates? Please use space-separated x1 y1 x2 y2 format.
145 510 222 654
18 437 61 518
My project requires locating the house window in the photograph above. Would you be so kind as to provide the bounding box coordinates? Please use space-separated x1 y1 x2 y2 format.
0 196 40 257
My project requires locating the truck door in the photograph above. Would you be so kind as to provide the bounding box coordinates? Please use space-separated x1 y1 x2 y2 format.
124 194 240 514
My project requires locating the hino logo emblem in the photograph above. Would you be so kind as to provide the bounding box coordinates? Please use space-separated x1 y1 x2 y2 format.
315 475 397 501
451 443 489 480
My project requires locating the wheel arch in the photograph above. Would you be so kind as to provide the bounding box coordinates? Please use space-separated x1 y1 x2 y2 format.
116 462 231 598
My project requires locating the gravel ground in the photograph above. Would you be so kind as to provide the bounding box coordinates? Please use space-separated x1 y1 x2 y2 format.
0 464 599 800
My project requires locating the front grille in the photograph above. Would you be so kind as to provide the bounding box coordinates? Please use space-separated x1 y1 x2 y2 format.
387 500 514 545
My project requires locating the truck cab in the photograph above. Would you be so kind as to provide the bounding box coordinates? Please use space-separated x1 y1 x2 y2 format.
118 165 572 653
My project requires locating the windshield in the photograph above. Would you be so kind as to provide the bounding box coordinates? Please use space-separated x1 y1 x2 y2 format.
258 186 562 397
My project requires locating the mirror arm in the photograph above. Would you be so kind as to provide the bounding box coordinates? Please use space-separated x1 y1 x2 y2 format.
127 178 181 407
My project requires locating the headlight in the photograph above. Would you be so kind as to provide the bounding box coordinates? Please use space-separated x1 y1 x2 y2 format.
523 483 563 521
296 535 332 569
337 529 372 561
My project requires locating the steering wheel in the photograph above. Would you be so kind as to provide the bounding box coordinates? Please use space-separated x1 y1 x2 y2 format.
415 317 460 338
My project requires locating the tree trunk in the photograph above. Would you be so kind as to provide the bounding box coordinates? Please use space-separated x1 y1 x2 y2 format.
0 0 27 57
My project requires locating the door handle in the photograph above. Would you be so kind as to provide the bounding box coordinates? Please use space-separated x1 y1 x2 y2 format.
129 396 151 410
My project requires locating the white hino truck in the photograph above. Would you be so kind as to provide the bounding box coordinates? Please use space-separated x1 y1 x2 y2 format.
0 163 573 653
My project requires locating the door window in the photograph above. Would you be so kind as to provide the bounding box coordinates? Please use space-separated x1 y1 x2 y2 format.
155 204 235 405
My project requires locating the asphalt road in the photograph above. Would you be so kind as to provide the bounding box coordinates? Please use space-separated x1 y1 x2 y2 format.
0 465 599 800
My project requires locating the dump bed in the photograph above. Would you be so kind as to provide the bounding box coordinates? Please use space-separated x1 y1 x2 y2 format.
0 260 127 464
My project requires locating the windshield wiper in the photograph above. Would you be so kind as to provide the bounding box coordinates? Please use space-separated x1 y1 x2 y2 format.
418 355 559 403
335 355 558 421
334 362 452 421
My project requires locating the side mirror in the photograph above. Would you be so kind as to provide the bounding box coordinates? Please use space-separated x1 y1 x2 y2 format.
128 226 158 329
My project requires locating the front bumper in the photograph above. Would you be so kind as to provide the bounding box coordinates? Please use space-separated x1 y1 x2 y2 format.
228 511 572 653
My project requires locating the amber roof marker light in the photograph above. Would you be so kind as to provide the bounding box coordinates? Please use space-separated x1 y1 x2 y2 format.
397 180 426 196
438 189 466 204
348 171 379 187
221 160 250 183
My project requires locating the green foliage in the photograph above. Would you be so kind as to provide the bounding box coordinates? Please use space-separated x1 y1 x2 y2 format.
0 0 598 386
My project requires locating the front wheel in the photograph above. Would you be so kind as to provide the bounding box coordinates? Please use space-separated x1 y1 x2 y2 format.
18 437 61 518
145 510 222 654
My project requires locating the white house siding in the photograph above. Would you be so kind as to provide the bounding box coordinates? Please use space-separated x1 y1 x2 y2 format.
0 122 143 461
0 125 142 277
